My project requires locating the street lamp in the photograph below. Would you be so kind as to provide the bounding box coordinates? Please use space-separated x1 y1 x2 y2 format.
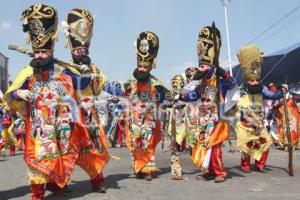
221 0 233 76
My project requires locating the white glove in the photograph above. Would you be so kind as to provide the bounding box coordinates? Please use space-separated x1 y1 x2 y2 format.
16 89 32 101
174 94 180 100
79 64 90 73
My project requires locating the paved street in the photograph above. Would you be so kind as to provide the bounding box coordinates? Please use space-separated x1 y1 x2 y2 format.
0 142 299 200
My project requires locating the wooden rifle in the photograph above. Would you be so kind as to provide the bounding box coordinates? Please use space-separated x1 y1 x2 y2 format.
281 87 294 176
8 44 84 72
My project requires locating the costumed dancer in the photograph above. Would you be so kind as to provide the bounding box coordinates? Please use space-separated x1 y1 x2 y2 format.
169 75 188 152
3 4 91 199
124 31 169 181
62 8 112 193
167 75 187 180
104 81 125 148
180 25 237 182
235 44 284 173
183 66 201 149
113 82 126 148
0 105 16 156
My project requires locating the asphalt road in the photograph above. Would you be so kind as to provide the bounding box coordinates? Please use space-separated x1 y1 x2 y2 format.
0 142 299 200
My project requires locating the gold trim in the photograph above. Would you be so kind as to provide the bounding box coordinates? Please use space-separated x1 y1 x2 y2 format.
25 4 55 20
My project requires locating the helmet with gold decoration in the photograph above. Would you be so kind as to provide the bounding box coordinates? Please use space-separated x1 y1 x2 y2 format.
197 25 221 66
237 44 263 81
184 66 199 83
171 75 185 95
135 31 159 70
63 8 94 51
21 3 58 52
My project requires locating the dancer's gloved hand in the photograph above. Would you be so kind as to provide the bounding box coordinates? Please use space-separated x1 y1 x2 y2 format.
174 94 180 101
280 84 288 94
79 64 90 73
216 67 227 78
16 89 32 101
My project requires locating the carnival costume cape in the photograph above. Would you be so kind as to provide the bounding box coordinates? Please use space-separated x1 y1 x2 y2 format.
4 64 91 188
66 64 110 177
236 94 273 161
124 75 168 173
188 77 230 169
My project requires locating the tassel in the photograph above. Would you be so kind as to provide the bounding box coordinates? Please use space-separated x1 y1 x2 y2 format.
25 33 30 44
151 58 157 69
22 17 28 25
181 72 187 84
61 21 69 32
53 29 59 42
61 21 70 48
134 40 138 53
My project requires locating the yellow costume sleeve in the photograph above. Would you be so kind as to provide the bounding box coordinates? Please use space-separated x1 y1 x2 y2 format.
90 64 106 96
67 64 106 96
3 66 33 114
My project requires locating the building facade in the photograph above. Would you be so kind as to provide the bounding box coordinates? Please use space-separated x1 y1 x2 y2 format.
0 52 9 93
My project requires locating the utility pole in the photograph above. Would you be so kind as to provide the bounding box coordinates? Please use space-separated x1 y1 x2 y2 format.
221 0 233 75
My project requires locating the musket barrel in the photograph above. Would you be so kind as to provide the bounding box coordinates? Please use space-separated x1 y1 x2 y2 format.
8 44 83 72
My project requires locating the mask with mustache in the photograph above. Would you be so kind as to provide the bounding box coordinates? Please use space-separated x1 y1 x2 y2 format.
133 68 150 82
185 68 207 81
72 54 91 65
247 84 263 94
30 56 54 69
195 70 209 80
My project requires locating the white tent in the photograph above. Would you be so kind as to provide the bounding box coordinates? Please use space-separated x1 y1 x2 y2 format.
232 41 300 85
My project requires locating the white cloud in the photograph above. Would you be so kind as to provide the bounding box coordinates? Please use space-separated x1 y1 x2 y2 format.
1 21 12 29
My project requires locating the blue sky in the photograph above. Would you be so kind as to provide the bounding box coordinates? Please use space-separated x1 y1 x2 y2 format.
1 0 300 86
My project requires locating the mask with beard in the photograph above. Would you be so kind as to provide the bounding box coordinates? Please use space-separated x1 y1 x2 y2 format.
133 68 150 82
185 68 207 81
194 70 208 80
30 56 54 69
72 54 91 65
247 84 263 94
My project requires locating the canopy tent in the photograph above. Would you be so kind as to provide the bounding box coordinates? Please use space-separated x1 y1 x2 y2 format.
232 41 300 86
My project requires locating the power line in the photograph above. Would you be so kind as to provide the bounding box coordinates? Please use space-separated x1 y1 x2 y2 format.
257 12 300 46
261 53 288 82
234 12 300 82
221 4 300 68
246 3 300 44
